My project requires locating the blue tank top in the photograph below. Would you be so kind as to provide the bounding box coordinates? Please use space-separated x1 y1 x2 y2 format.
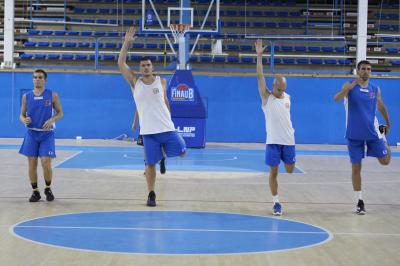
25 89 53 130
345 83 379 140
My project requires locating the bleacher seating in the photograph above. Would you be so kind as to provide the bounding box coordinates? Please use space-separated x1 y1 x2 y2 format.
1 0 397 72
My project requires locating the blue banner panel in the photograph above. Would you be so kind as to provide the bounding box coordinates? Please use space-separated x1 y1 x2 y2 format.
173 118 206 148
168 70 207 118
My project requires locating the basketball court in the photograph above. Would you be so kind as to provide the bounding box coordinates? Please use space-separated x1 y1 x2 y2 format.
1 138 400 265
2 0 400 265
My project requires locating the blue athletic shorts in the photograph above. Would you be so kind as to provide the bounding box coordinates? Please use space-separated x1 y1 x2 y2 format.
265 144 296 167
347 138 388 164
143 131 186 165
19 130 56 158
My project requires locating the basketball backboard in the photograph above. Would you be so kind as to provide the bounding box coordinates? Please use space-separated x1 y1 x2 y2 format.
140 0 220 35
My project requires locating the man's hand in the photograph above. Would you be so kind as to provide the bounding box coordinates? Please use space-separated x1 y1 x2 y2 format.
42 118 54 129
255 39 265 56
124 27 136 42
343 79 359 92
23 117 31 126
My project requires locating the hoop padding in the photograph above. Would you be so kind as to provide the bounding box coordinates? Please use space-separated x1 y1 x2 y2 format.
170 24 191 43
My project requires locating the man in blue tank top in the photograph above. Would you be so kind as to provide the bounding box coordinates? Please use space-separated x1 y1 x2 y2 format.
334 60 391 215
19 69 63 202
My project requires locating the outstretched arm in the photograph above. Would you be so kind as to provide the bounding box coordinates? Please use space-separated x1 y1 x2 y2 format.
334 79 358 102
255 39 270 105
377 88 391 134
118 27 137 88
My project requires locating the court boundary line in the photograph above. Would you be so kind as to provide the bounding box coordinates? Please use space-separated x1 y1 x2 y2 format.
53 151 83 168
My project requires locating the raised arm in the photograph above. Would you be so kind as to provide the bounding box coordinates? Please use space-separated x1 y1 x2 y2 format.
118 27 137 88
43 92 63 129
334 79 358 102
377 87 391 134
255 39 270 105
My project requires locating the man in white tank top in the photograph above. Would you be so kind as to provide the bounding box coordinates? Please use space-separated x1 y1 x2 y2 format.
255 39 296 216
118 27 186 207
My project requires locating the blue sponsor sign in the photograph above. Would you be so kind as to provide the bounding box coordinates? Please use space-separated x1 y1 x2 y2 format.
173 118 206 148
168 70 207 148
167 70 207 118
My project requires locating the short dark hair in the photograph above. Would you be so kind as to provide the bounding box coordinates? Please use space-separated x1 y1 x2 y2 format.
357 60 371 71
139 56 152 63
34 69 47 79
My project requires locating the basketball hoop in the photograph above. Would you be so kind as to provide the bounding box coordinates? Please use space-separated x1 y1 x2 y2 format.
169 23 191 44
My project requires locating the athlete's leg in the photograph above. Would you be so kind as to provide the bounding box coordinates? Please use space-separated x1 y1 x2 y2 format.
265 144 282 215
282 145 296 173
269 166 279 196
162 131 186 158
284 164 295 173
28 156 39 185
145 164 156 192
40 156 52 185
351 163 362 191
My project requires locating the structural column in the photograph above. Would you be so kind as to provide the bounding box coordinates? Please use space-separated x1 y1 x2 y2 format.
356 0 368 64
2 0 15 69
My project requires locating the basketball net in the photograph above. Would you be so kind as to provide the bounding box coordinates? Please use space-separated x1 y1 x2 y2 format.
169 24 191 44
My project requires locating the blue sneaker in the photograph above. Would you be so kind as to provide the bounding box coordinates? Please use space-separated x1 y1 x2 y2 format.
273 202 282 216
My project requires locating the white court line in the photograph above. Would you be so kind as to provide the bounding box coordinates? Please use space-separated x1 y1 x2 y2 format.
53 151 83 168
12 225 400 237
13 225 327 234
123 154 239 162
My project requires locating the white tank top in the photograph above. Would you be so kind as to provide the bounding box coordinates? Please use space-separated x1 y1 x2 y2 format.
133 76 175 135
261 92 295 145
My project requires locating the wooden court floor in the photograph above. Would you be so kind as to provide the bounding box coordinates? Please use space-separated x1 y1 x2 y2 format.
1 138 399 266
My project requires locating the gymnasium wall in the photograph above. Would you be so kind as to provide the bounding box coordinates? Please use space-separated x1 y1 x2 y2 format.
0 71 398 145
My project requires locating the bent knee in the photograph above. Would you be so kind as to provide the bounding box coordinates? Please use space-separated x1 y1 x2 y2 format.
285 164 295 173
379 157 391 165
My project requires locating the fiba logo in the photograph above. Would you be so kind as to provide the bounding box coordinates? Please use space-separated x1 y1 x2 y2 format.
171 83 194 102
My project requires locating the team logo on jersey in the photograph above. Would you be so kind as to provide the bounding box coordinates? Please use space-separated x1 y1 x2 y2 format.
171 83 194 102
152 88 160 94
285 103 290 108
45 99 51 106
369 91 375 99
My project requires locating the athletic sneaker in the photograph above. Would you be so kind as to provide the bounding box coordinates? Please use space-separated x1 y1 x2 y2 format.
147 191 156 207
356 199 366 215
273 202 282 216
29 191 41 202
160 157 166 174
44 187 55 201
